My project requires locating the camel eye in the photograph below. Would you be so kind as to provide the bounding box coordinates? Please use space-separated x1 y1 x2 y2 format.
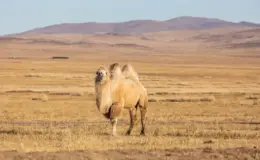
96 71 101 76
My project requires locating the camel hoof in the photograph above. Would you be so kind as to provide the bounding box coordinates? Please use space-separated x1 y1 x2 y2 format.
140 131 146 136
111 133 117 136
125 130 131 136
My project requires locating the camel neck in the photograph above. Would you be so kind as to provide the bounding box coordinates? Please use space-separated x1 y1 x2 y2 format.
95 80 112 114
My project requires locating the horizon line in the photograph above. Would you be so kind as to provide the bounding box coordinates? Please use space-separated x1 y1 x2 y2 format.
2 15 260 36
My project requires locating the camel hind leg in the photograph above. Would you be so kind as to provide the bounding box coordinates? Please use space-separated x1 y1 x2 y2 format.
139 95 148 136
126 105 138 135
140 106 147 136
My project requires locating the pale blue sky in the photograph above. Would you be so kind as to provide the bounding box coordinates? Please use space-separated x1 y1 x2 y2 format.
0 0 259 35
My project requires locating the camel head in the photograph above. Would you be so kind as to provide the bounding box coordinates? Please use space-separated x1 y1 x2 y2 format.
95 66 109 84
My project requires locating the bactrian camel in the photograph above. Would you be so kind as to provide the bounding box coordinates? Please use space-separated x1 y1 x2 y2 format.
94 63 148 136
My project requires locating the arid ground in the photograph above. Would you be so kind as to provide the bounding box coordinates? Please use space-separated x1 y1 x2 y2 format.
0 27 260 159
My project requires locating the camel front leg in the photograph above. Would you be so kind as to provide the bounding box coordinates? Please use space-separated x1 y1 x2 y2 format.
109 102 123 136
110 118 118 136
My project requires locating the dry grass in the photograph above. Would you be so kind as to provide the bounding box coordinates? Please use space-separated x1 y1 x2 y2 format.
0 59 259 153
0 29 260 154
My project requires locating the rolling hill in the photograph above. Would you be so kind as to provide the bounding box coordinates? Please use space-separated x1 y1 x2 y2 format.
18 16 260 35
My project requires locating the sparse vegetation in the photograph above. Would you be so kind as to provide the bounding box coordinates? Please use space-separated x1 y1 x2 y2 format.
0 58 259 153
0 26 259 159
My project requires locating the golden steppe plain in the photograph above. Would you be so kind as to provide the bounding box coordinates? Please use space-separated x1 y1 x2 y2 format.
0 27 259 159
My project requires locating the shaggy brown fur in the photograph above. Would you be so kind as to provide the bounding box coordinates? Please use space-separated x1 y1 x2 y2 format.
94 63 148 136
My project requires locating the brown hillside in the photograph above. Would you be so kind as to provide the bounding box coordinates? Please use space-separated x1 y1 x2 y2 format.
16 16 260 35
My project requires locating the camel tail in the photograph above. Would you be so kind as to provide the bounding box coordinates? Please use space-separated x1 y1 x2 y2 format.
138 89 148 110
144 90 148 110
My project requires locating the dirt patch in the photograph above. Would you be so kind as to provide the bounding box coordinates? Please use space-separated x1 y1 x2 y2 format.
0 147 258 160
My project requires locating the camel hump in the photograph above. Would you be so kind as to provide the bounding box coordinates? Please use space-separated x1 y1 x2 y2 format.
122 64 139 82
109 63 120 72
109 63 124 80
